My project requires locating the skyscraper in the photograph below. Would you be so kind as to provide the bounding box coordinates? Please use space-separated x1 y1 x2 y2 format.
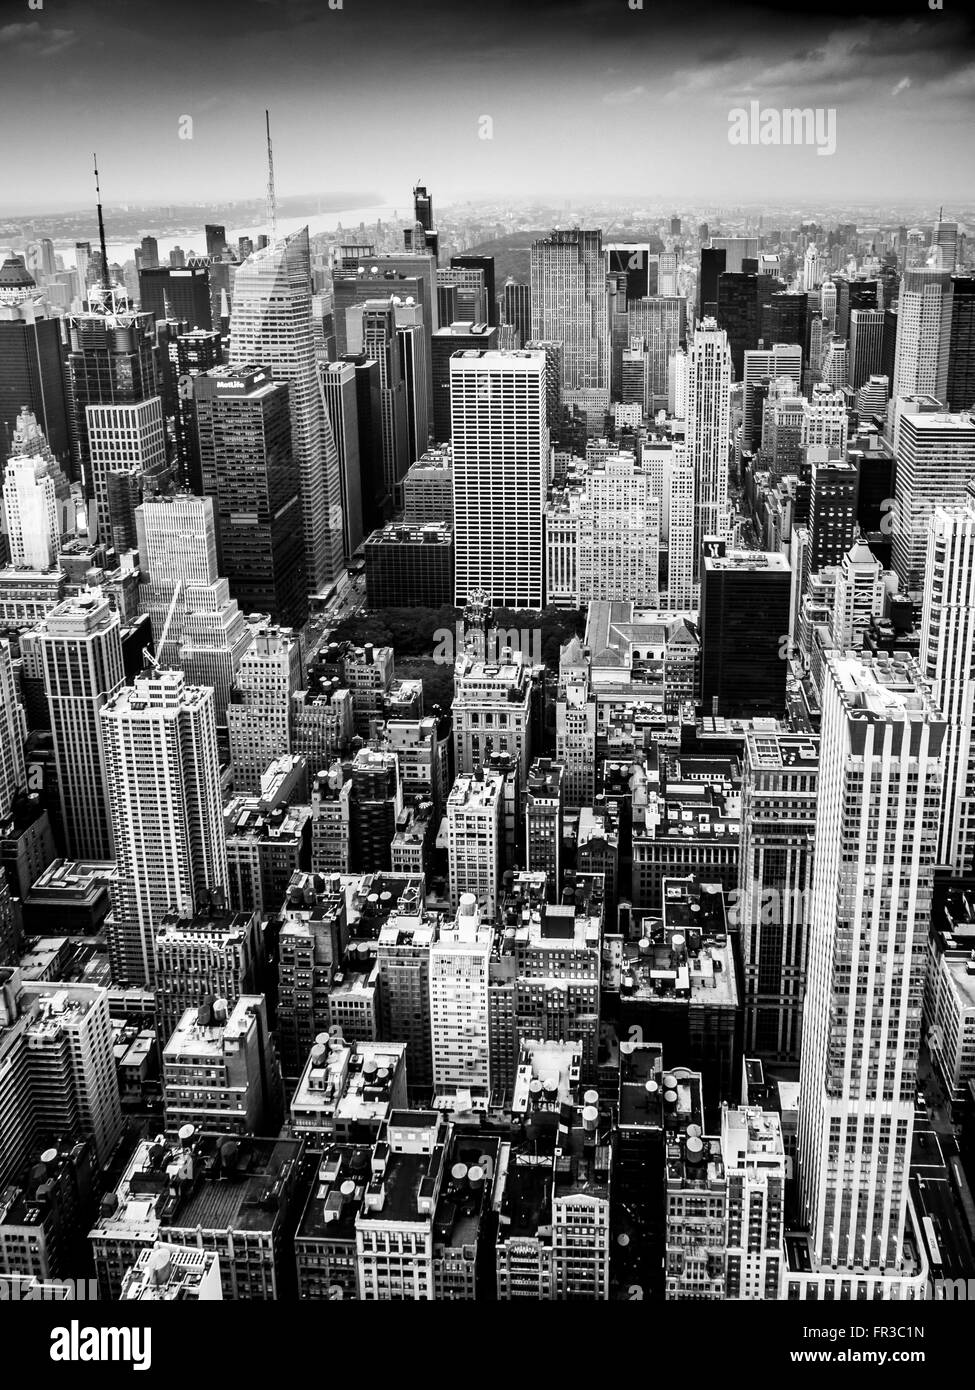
710 237 759 275
138 266 212 331
67 272 168 551
227 622 302 794
627 297 688 410
229 227 343 594
101 667 228 985
849 308 885 390
451 349 548 609
892 266 953 405
0 259 72 466
0 641 26 821
354 300 410 496
430 894 493 1104
738 733 818 1063
932 218 958 273
431 323 498 442
2 413 70 570
947 275 975 412
320 360 364 561
686 319 732 591
742 344 802 452
0 974 123 1186
450 254 497 326
38 590 125 859
698 247 726 319
338 353 388 535
530 230 609 391
920 482 975 875
809 458 859 571
193 365 306 628
716 269 761 377
699 552 791 717
797 654 944 1293
891 408 975 596
394 297 431 466
500 278 531 347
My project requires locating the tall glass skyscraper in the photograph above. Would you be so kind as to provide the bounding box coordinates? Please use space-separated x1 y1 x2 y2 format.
229 227 343 594
530 230 609 392
686 318 732 592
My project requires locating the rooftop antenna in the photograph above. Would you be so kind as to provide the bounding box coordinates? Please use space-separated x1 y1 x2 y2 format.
265 109 277 243
93 153 110 288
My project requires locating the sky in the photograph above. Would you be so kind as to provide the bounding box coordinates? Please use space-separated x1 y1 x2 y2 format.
3 0 974 213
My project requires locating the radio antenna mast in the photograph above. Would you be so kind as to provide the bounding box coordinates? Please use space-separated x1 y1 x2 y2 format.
93 153 110 288
265 110 277 243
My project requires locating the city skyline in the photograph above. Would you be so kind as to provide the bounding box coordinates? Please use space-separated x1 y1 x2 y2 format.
4 0 975 1337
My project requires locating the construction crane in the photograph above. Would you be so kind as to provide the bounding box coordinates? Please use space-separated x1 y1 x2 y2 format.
142 580 182 673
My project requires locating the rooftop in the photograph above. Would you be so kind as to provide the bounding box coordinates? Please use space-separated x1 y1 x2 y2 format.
291 1040 406 1131
621 879 737 1007
164 1136 301 1235
296 1144 370 1242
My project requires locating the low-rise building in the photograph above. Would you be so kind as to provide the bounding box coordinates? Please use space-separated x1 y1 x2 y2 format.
289 1039 407 1144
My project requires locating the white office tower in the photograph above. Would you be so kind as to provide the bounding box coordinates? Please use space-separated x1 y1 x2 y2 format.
742 344 802 447
820 337 850 391
227 622 301 793
446 766 504 918
2 411 72 568
709 237 758 274
721 1107 787 1300
86 397 168 552
802 244 823 292
668 345 687 416
38 590 125 859
579 453 660 604
831 539 887 649
796 654 945 1299
820 279 837 332
101 668 228 986
932 219 958 273
686 320 732 594
0 975 123 1185
229 227 343 592
920 482 975 874
530 230 609 391
555 638 596 809
136 494 252 722
136 492 218 587
905 229 926 269
3 453 59 569
892 408 975 597
856 374 889 419
429 892 493 1107
849 309 885 391
451 349 548 608
668 439 695 609
0 641 26 818
891 266 953 404
802 383 849 454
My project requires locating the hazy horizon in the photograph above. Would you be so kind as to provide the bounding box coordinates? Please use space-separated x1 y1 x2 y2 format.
4 0 973 214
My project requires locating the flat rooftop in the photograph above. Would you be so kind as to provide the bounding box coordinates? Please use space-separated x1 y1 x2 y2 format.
744 731 820 769
165 1137 301 1235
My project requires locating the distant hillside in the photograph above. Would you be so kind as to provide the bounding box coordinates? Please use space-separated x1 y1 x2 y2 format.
464 228 668 288
462 231 547 286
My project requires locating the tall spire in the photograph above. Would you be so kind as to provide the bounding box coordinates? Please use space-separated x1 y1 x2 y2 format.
93 152 110 288
265 109 277 243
